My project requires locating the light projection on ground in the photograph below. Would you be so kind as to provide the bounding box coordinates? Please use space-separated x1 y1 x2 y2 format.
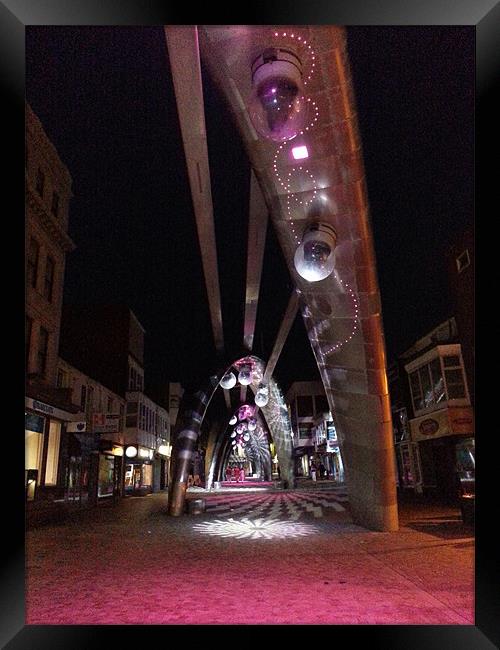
193 517 318 539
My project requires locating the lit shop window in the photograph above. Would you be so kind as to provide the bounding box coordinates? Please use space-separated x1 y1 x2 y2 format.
44 420 61 485
25 413 45 472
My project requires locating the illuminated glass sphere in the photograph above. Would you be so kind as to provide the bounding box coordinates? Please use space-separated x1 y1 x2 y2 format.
243 433 250 442
230 431 236 438
236 423 246 434
238 366 253 385
229 414 237 425
247 417 257 431
231 440 237 446
250 48 306 142
220 372 237 389
294 224 337 282
255 391 269 407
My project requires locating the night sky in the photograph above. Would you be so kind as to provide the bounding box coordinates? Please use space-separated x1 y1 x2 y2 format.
25 26 474 394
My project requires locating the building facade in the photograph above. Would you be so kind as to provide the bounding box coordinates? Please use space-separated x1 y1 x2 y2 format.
56 357 127 504
286 381 344 481
25 103 78 503
59 304 171 494
398 318 474 500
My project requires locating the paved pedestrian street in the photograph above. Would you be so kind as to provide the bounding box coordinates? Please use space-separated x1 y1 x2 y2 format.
201 486 349 520
25 488 474 625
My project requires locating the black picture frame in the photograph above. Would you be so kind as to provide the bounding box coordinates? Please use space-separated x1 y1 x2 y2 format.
5 0 493 647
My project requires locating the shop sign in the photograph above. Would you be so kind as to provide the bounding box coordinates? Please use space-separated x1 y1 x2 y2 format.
67 421 87 433
92 413 120 433
326 439 337 453
138 447 154 460
327 423 337 443
25 397 77 422
419 419 439 436
448 408 474 434
410 410 448 441
410 406 474 442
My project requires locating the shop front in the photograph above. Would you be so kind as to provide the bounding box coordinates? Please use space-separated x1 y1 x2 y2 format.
157 443 172 490
409 406 474 500
97 440 124 499
124 445 154 495
25 396 80 502
61 421 98 504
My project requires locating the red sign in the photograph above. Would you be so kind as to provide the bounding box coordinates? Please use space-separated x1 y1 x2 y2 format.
419 419 439 436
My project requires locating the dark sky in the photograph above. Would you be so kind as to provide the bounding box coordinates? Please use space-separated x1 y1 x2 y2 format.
25 26 474 393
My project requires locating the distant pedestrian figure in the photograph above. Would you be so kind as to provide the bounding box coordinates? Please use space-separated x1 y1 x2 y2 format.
232 466 239 482
319 462 326 479
310 462 317 482
226 465 232 483
239 467 245 483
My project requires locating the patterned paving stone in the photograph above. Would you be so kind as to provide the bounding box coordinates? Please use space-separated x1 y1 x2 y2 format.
201 487 348 520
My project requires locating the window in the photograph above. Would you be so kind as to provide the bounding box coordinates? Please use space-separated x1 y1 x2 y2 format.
44 421 61 485
443 360 467 399
51 191 60 217
409 371 423 412
35 168 45 196
28 238 39 289
429 358 445 404
409 352 468 412
129 367 136 390
80 385 87 409
56 369 67 388
126 414 138 428
107 397 113 413
43 256 55 301
37 327 49 377
298 424 314 440
456 249 470 273
25 316 33 369
297 395 314 417
137 374 143 391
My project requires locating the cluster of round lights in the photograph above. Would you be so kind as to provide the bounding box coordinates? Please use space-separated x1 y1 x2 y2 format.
220 364 269 407
229 406 258 448
269 31 359 354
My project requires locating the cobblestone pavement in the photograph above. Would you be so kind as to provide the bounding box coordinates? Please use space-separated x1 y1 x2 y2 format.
25 487 474 625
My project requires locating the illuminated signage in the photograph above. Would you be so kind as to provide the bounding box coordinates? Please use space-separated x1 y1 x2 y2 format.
92 413 121 433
